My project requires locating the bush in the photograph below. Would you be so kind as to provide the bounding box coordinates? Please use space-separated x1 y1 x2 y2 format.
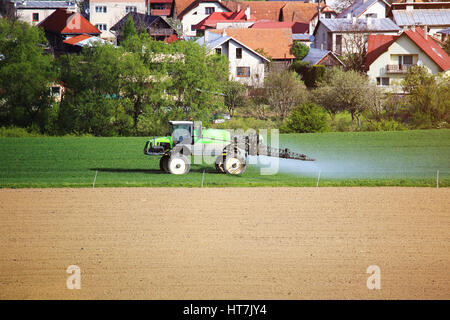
303 65 326 88
214 117 277 131
363 119 407 131
0 126 45 137
282 103 329 133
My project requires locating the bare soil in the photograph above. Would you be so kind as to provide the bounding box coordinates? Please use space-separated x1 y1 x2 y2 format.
0 187 448 299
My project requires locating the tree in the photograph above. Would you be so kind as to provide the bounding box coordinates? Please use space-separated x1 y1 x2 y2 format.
401 66 450 128
314 67 380 127
290 41 309 60
284 103 329 133
122 15 138 41
0 19 56 132
337 22 369 72
264 70 309 120
224 81 247 117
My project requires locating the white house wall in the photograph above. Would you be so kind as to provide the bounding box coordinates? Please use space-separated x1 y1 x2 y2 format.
87 0 146 39
16 7 78 25
181 2 229 36
360 1 387 19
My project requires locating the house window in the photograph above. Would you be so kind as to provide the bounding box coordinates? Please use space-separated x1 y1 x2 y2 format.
398 55 413 65
376 77 390 86
205 7 215 15
95 24 107 31
95 6 107 13
335 35 342 54
191 25 196 31
236 47 242 59
325 13 331 19
215 48 221 55
366 13 377 18
126 6 137 13
236 67 250 77
32 13 39 22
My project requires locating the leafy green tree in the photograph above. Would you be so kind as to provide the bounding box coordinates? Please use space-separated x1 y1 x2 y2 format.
314 67 380 127
290 41 309 60
0 19 56 131
284 103 329 133
224 81 247 117
122 15 138 40
402 66 450 128
264 70 309 120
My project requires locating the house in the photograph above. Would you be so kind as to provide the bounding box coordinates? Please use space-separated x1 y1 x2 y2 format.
222 1 336 34
174 0 232 36
85 0 147 39
110 12 178 42
337 0 391 19
196 30 269 86
365 27 450 91
313 18 400 55
301 47 345 68
3 0 78 25
38 8 101 54
211 27 296 71
388 1 450 37
63 34 111 53
192 8 254 36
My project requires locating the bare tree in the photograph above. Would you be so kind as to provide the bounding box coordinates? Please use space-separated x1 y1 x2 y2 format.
1 2 21 23
264 70 309 120
337 21 369 72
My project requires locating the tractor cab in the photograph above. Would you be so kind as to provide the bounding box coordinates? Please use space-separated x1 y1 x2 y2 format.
169 121 193 145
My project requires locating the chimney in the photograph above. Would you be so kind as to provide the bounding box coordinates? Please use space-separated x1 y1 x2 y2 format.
424 25 428 39
237 3 241 12
245 6 250 20
352 17 357 25
204 31 209 43
222 29 227 37
321 43 323 50
347 13 351 19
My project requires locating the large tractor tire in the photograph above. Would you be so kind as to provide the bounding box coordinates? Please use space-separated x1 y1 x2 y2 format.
215 155 225 174
224 154 246 175
159 155 169 173
167 154 190 175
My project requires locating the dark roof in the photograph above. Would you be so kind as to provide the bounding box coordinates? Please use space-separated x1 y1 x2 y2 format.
37 8 100 35
110 12 173 33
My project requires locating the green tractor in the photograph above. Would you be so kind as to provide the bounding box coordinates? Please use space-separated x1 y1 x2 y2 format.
144 120 314 175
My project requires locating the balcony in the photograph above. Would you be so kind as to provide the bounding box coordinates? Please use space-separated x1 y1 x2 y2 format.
386 64 414 74
148 28 174 36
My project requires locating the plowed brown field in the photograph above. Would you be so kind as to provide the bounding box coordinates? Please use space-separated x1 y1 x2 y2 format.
0 187 448 299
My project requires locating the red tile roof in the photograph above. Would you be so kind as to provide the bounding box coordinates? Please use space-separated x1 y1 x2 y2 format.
280 2 324 24
63 34 93 45
404 27 450 71
38 9 100 35
251 21 308 34
211 27 295 60
366 27 450 71
365 34 398 69
223 1 284 21
193 9 254 30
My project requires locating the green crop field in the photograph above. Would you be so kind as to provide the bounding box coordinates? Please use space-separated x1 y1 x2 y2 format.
0 129 449 188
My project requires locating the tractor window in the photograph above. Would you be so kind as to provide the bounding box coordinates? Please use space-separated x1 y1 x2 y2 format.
171 124 192 144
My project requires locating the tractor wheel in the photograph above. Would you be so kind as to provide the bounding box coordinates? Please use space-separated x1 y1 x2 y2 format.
168 154 190 175
159 155 169 173
224 155 246 175
215 156 225 174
